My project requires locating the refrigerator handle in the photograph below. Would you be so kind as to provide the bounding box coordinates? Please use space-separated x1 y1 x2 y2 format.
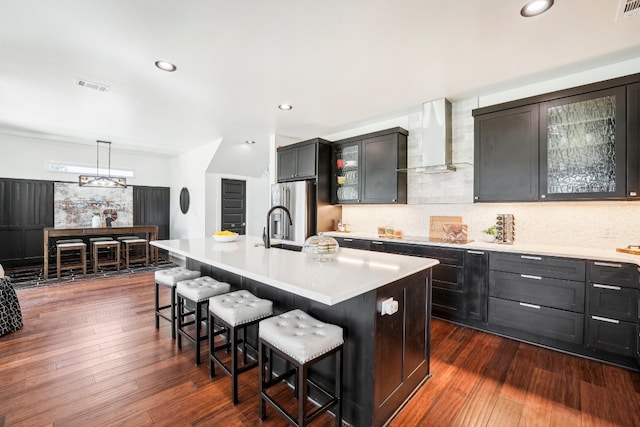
284 186 291 239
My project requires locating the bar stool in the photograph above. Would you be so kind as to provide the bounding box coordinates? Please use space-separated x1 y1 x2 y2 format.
88 237 115 267
155 267 201 339
176 277 231 364
259 309 343 427
55 239 87 279
209 290 273 404
91 239 120 273
121 239 149 270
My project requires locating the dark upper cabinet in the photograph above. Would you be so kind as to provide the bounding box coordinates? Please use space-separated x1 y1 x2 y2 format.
539 87 627 200
474 72 640 202
627 82 640 198
474 105 539 202
332 128 407 204
277 139 323 182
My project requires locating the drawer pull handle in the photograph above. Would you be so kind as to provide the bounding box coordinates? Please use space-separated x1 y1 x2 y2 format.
594 262 622 268
521 274 542 280
521 255 542 261
592 283 621 291
467 250 485 255
591 315 619 324
343 239 354 242
372 241 384 245
519 302 541 309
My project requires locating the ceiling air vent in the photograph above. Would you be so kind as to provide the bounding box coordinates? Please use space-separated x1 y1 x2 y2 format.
76 78 110 92
617 0 640 19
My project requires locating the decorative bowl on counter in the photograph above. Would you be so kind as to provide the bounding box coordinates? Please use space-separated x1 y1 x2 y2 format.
213 231 238 242
302 234 339 261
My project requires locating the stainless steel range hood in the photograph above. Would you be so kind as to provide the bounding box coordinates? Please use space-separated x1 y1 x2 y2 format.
415 98 456 173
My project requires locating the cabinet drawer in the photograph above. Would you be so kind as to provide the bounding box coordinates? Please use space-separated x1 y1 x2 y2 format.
433 265 463 292
586 315 637 357
489 270 585 313
411 246 464 266
432 287 462 318
588 283 639 322
490 252 585 281
334 237 371 250
488 297 584 345
589 261 639 289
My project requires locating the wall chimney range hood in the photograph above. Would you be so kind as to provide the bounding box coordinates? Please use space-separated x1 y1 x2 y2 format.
415 98 456 173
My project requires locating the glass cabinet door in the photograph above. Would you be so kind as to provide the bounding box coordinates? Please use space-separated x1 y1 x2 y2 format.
333 142 360 203
540 87 626 200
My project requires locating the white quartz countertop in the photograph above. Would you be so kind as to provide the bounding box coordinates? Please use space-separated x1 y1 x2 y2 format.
324 232 640 266
151 235 438 306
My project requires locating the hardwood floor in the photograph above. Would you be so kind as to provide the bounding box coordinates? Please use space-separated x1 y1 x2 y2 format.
1 273 639 426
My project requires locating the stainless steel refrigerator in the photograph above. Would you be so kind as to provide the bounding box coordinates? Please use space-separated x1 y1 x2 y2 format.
270 181 315 246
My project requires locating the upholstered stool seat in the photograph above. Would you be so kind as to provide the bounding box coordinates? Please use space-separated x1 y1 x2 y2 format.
91 240 120 274
259 309 343 427
121 238 148 270
209 290 273 404
176 277 230 364
55 239 87 279
154 267 201 339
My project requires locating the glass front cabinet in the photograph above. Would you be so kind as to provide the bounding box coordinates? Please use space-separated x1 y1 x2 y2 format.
539 87 627 200
332 142 361 204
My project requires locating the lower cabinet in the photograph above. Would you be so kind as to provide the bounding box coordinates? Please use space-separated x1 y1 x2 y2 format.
585 261 640 359
488 297 584 345
463 250 489 323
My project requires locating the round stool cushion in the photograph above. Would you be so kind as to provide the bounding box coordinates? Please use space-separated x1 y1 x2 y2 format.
176 276 230 302
209 290 273 327
259 309 343 364
155 267 200 287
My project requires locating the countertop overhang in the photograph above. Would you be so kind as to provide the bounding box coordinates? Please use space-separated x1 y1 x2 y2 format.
325 232 640 266
151 235 438 305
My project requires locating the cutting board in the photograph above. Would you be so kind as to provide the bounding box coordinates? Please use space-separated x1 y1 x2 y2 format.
429 216 462 240
616 247 640 255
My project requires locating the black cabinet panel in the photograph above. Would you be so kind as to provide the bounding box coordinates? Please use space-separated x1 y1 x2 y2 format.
488 297 584 345
0 178 53 266
627 82 640 198
586 316 637 357
490 252 585 281
474 105 539 202
277 140 320 182
433 265 463 292
374 286 404 406
588 283 638 323
464 250 489 322
489 270 585 313
589 261 639 289
133 186 170 240
404 278 427 377
432 287 462 318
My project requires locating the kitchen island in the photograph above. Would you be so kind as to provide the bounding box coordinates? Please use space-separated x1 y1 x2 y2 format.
151 235 438 427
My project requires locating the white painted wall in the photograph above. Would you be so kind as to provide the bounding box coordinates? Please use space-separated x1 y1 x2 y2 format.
169 140 221 239
0 134 171 186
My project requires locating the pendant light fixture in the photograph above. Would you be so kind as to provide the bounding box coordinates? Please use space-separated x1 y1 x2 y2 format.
78 140 127 188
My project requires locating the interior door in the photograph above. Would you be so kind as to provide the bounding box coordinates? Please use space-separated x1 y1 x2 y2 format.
221 179 246 234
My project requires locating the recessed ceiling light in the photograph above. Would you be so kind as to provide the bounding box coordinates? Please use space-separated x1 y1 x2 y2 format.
244 140 256 144
155 60 177 72
520 0 554 17
278 104 293 111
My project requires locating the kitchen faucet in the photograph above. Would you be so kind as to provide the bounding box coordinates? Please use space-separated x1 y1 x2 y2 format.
265 205 292 248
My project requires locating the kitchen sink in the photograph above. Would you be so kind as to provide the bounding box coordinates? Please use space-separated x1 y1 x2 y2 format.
270 243 302 252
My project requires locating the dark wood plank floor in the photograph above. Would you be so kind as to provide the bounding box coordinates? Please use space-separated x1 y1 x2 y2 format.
1 273 639 426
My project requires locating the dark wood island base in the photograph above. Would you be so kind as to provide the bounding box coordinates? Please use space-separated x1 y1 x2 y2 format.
187 257 433 427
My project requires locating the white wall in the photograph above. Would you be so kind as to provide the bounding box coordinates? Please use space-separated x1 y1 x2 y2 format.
0 134 171 186
169 140 221 239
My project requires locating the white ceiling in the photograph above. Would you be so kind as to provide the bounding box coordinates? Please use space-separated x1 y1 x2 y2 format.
1 0 639 156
